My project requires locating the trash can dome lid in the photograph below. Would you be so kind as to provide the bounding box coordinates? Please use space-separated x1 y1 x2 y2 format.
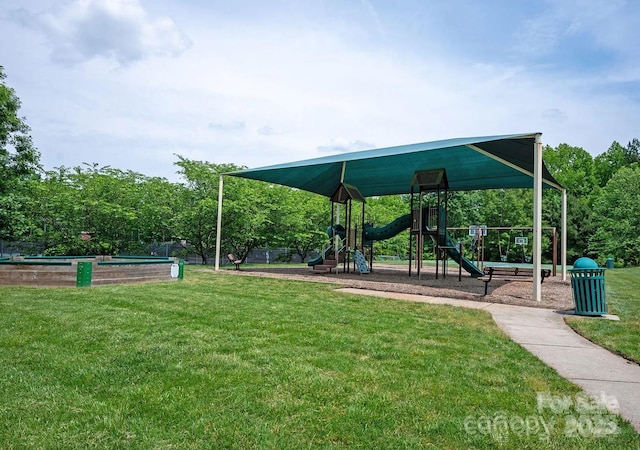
573 257 599 269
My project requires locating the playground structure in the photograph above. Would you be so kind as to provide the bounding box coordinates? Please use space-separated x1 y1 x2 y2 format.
308 169 486 279
306 176 560 279
219 133 568 302
407 169 483 280
0 256 183 287
308 218 560 280
306 183 366 274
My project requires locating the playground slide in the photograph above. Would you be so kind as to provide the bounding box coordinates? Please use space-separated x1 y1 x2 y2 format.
309 214 483 277
307 225 346 267
363 213 412 242
435 232 484 278
362 213 484 278
307 247 331 267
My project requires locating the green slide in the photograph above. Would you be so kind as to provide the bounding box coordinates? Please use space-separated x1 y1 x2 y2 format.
307 225 346 267
363 214 483 277
363 213 412 242
437 232 484 278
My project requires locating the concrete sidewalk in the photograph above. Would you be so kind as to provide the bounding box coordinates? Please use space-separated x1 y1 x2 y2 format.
337 288 640 433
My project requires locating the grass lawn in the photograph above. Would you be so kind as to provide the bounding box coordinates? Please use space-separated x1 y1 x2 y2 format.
564 266 640 364
0 267 638 448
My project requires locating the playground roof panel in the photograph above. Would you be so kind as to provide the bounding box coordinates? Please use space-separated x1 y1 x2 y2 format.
227 133 562 197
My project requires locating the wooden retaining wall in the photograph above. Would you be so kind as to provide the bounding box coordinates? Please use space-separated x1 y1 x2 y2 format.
0 257 180 287
0 263 77 287
93 262 177 286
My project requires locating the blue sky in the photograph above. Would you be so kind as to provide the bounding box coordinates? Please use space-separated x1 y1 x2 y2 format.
1 0 638 180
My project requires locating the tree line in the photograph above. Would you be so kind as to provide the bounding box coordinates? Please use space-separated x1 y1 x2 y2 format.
2 66 639 266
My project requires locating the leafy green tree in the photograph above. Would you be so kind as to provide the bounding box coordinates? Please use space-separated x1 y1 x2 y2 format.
543 144 599 262
174 156 330 264
590 165 640 266
70 165 180 255
475 189 533 262
447 191 483 229
23 167 80 254
365 195 411 257
71 165 141 254
543 143 598 193
624 138 640 166
172 156 239 264
221 177 278 263
24 165 178 256
173 157 282 265
266 188 329 262
594 141 627 188
0 66 41 242
134 175 179 252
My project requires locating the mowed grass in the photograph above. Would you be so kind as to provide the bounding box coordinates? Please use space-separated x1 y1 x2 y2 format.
565 266 640 363
0 267 638 448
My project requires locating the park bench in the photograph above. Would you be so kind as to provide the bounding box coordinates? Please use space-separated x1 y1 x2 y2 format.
227 254 243 270
480 266 552 295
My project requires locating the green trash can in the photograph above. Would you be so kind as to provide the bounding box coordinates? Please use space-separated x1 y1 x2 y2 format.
569 257 606 316
76 261 93 287
606 257 614 269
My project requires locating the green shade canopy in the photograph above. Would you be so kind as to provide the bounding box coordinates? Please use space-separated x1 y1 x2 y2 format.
227 133 562 198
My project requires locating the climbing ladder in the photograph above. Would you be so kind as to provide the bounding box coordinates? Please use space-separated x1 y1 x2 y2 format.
353 250 370 274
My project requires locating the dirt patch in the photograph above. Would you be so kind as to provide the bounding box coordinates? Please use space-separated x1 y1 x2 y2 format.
219 263 574 310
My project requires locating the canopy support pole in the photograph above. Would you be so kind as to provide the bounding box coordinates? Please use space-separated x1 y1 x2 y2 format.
561 189 567 281
214 175 224 271
533 134 543 302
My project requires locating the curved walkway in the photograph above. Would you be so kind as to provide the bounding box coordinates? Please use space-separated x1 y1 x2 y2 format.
337 288 640 433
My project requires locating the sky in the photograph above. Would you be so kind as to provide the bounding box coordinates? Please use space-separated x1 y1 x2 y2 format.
1 0 639 181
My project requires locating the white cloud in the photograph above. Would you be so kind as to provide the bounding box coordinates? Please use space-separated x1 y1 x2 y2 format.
2 0 639 180
541 108 567 123
11 0 191 66
258 126 286 137
358 0 384 36
317 139 376 154
209 120 246 132
512 0 639 70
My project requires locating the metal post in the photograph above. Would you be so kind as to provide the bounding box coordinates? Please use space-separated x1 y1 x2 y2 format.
561 189 568 281
418 191 423 279
409 186 414 277
533 134 543 302
344 200 349 273
436 189 441 279
552 227 557 277
361 201 369 272
458 242 462 282
332 201 337 264
214 175 224 271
